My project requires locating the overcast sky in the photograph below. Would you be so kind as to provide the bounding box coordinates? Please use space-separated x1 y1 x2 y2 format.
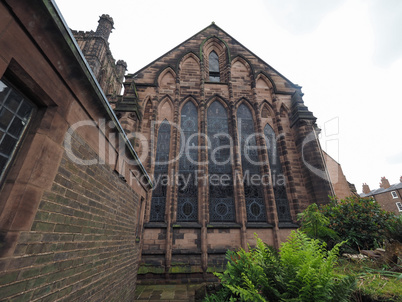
55 0 402 193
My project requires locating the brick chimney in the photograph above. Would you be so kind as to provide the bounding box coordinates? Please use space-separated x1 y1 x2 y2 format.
400 176 402 183
379 176 390 189
362 183 370 194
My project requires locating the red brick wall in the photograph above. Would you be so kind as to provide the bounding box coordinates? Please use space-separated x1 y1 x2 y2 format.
374 189 402 215
323 152 353 199
0 132 141 301
0 1 148 300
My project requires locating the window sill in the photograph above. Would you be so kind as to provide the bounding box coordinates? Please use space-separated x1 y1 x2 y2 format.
278 222 299 228
246 222 274 228
144 222 167 228
172 222 202 228
204 81 227 85
207 222 241 228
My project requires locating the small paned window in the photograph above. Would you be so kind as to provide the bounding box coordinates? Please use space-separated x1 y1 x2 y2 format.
0 79 34 182
396 202 402 212
209 51 220 82
391 191 398 199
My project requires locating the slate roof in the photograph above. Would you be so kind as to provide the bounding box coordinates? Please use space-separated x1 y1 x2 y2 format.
360 182 402 197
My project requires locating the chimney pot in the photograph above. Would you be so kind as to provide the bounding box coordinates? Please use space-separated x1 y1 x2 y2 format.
380 176 390 189
362 183 371 194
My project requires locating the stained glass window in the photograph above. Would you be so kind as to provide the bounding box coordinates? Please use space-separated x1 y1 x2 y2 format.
0 79 34 181
264 124 292 222
237 104 267 222
208 101 235 222
150 120 171 222
209 51 220 82
177 102 198 222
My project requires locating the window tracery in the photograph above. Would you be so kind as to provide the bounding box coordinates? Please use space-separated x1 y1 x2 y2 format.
208 101 235 222
264 124 292 222
177 102 198 221
150 120 171 222
237 104 267 222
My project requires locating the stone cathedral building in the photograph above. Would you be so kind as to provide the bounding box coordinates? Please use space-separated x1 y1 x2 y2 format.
89 18 336 280
0 0 353 300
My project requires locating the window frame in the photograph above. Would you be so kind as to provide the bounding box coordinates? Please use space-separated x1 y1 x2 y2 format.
207 100 235 222
396 202 402 212
264 123 292 222
391 191 398 199
208 51 220 82
177 101 199 222
149 119 172 222
237 103 267 222
0 78 36 185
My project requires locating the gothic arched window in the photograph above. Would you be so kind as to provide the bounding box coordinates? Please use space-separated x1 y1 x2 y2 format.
209 51 220 82
237 104 266 222
177 102 198 222
150 120 171 222
208 101 235 222
264 124 292 222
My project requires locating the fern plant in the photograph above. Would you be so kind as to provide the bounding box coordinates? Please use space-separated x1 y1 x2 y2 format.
204 232 355 302
279 231 354 302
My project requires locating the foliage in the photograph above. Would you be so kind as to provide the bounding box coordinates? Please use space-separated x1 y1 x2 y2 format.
297 203 338 244
386 213 402 243
204 235 281 302
279 231 354 302
335 259 402 302
320 196 397 251
204 231 355 302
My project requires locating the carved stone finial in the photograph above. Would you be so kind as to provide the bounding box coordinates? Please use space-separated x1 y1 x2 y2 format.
96 14 115 41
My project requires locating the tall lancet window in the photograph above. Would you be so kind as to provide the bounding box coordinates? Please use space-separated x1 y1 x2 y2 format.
209 51 220 82
150 120 171 222
177 102 198 222
208 101 235 222
237 104 267 222
264 124 292 222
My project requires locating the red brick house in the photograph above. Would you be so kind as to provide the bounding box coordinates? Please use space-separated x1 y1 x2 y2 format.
361 177 402 215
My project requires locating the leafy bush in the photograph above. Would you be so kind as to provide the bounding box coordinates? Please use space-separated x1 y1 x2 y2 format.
297 203 338 244
204 231 355 302
320 196 397 251
387 213 402 243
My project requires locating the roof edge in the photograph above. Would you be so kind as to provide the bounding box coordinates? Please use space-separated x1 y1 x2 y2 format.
130 22 300 90
44 0 153 189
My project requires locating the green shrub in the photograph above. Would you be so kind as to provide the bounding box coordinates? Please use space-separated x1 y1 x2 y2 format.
387 213 402 242
204 231 355 302
297 203 339 244
321 196 397 251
